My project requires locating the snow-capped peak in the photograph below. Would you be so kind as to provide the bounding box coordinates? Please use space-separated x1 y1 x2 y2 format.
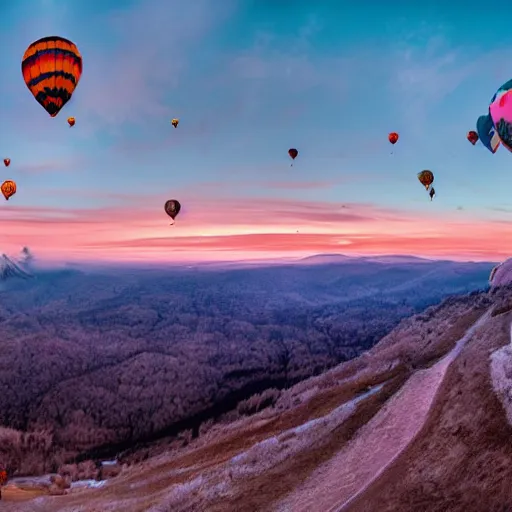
0 253 32 281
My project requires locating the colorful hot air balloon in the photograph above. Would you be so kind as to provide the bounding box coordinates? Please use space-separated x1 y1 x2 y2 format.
171 118 179 128
388 132 399 144
22 36 83 118
477 114 500 153
489 80 512 152
1 180 16 200
467 130 478 145
417 170 434 190
164 199 181 224
3 159 10 167
67 117 75 127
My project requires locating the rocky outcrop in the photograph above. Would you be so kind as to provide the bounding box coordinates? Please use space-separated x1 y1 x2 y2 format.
490 258 512 287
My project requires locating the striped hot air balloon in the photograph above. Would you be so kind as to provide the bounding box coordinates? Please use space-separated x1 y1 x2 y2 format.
21 36 82 118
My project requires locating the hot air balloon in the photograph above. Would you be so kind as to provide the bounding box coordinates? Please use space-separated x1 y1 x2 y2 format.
1 180 16 200
171 118 179 128
67 117 75 127
417 170 434 190
288 148 298 160
489 80 512 152
429 187 436 201
164 199 181 224
22 36 83 118
3 159 10 167
288 148 298 166
467 131 478 145
477 114 500 153
388 132 399 144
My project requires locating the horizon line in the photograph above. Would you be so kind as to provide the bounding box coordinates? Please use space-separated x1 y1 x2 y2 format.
14 250 501 269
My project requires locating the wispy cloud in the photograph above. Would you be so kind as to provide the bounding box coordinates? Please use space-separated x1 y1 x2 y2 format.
0 198 510 262
76 0 236 128
487 206 512 214
195 178 352 191
390 35 479 128
15 157 88 175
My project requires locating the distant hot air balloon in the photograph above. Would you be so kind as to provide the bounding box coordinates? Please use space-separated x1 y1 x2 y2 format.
1 180 16 200
288 148 298 166
3 158 10 167
288 148 298 159
22 36 83 117
171 118 179 128
67 117 75 127
467 130 478 145
388 132 399 144
429 187 436 201
164 199 181 225
417 170 434 191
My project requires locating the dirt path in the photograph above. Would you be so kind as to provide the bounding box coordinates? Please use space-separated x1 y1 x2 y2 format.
274 311 491 512
346 311 512 512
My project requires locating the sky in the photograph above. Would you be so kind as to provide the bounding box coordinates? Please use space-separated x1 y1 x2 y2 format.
0 0 512 263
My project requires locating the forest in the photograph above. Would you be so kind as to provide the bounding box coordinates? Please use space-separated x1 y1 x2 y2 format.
0 257 493 473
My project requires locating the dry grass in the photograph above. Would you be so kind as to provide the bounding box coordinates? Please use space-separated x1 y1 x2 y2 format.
347 312 512 512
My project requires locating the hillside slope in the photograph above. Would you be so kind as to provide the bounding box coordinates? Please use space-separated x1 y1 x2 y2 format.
4 285 512 511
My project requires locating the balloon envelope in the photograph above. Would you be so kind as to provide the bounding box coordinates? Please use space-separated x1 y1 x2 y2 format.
288 148 298 159
467 130 478 145
164 199 181 220
477 114 500 153
489 81 512 152
22 36 82 117
388 132 399 144
1 180 16 200
417 170 434 190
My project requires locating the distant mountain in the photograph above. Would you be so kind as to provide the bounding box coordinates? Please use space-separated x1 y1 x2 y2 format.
298 254 353 264
360 254 435 264
0 253 32 281
298 253 479 266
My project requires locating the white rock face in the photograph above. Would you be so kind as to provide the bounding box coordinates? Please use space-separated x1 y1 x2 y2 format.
490 259 512 287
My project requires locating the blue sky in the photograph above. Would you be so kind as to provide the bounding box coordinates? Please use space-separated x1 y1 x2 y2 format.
0 0 510 261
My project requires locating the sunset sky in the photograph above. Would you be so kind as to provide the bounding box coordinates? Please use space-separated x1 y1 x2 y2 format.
0 0 511 263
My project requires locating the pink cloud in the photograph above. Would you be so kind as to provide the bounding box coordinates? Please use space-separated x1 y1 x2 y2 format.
0 197 510 262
